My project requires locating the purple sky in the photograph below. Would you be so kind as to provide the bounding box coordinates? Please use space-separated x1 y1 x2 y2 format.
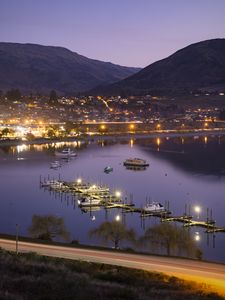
1 0 225 67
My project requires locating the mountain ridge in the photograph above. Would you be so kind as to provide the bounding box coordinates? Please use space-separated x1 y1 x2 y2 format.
92 39 225 96
0 42 140 95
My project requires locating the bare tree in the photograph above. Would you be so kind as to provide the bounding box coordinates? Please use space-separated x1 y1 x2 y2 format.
89 220 136 249
28 215 70 242
140 223 200 258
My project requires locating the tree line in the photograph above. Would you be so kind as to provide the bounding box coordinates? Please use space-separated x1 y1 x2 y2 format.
28 214 202 260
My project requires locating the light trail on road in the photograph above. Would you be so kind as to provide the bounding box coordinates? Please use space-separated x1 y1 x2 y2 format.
0 238 225 296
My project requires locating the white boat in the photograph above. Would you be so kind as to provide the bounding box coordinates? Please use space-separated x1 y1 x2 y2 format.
143 202 165 212
50 161 61 169
55 148 77 157
104 166 113 173
78 197 101 207
123 158 149 167
78 185 109 194
41 180 62 188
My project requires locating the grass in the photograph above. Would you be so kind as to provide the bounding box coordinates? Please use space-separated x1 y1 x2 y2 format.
0 248 223 300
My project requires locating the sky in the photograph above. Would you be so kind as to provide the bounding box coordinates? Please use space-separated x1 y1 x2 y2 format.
1 0 225 67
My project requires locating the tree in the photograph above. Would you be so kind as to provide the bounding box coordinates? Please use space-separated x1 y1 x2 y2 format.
89 220 136 249
49 90 58 104
28 214 70 241
1 127 15 137
140 223 200 258
5 89 21 101
65 121 74 135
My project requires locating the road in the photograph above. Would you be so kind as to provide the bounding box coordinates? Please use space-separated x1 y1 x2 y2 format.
0 238 225 296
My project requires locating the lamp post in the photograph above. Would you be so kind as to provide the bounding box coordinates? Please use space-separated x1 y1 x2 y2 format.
194 206 201 219
16 223 19 255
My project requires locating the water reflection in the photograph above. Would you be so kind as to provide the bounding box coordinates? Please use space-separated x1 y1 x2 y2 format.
1 135 225 262
139 136 225 177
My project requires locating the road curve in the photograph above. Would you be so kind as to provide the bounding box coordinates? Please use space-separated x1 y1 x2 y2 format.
0 238 225 296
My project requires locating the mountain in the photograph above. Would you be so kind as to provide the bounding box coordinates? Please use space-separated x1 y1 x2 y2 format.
0 42 140 94
93 39 225 96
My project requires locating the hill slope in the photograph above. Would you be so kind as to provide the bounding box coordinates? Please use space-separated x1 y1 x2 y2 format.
0 42 140 94
94 39 225 95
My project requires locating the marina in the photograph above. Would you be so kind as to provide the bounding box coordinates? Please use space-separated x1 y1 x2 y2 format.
1 136 225 262
40 175 225 236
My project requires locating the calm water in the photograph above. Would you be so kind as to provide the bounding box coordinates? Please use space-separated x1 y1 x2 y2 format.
1 136 225 263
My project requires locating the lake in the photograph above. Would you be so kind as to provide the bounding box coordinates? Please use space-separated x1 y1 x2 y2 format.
1 135 225 263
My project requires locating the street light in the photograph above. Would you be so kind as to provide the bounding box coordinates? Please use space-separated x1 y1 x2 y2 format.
194 205 201 219
115 191 121 198
77 178 82 184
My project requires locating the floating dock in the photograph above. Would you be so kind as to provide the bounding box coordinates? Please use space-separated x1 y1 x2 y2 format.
40 175 225 234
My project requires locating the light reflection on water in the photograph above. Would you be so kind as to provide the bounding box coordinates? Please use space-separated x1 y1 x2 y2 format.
0 136 225 262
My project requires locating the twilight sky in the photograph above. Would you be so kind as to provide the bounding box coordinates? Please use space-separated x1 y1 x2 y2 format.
1 0 225 67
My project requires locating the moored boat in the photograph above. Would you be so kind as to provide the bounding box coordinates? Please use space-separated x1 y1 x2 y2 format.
143 202 165 212
123 158 149 167
77 184 109 194
55 148 77 157
78 197 101 207
104 166 113 173
50 161 61 169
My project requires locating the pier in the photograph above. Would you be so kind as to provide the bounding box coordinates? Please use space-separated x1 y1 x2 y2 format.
40 175 225 235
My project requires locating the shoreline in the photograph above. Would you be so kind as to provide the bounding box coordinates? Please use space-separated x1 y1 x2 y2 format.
0 129 225 147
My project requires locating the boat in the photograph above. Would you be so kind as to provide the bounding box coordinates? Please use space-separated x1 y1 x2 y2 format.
123 158 149 167
77 184 109 194
50 161 61 169
55 148 77 157
41 180 62 188
78 197 101 207
143 202 165 212
125 165 147 171
104 166 113 173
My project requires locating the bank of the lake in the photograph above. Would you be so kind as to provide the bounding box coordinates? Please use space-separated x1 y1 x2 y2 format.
0 247 223 300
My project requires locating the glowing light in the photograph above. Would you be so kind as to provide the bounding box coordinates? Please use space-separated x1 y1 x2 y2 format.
156 124 161 130
130 139 134 148
156 138 161 147
194 232 201 242
194 206 201 219
77 178 82 184
115 215 121 222
204 122 208 128
115 191 121 198
100 124 106 130
129 124 135 130
204 136 208 144
91 185 97 189
194 206 201 213
17 144 28 153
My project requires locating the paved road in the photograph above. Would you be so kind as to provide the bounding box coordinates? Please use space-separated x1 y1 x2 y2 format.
1 238 225 296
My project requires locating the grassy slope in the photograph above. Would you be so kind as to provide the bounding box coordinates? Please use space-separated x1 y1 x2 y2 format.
0 249 223 300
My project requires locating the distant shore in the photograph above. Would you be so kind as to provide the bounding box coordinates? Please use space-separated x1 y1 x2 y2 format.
0 129 225 147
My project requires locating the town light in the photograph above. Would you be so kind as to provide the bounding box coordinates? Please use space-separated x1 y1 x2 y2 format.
129 124 135 130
